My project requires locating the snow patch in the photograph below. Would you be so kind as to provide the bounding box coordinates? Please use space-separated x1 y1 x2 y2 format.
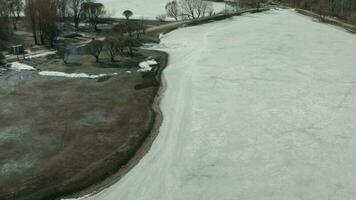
10 62 36 71
39 71 118 79
26 51 56 59
137 59 158 72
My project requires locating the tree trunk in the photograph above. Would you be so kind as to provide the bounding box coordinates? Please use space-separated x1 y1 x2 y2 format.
95 56 99 63
32 31 38 45
74 17 79 30
13 22 17 31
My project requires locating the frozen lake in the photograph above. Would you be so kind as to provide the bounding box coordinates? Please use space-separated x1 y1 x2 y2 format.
100 0 227 19
71 9 356 200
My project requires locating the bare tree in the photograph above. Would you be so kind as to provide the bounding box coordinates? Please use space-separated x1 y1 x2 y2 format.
194 0 209 18
0 0 12 49
82 1 106 31
86 39 104 63
179 0 211 19
55 0 69 22
8 0 24 30
105 36 125 62
180 0 196 19
69 0 85 30
25 0 58 46
25 0 39 44
166 0 180 21
207 3 214 16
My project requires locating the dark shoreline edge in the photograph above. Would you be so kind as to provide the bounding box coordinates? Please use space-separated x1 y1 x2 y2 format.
295 8 356 33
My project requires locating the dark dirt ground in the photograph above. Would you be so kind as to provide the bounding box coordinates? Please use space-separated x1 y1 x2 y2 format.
0 48 167 200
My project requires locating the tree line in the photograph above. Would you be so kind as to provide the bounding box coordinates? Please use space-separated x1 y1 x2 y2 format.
60 9 140 64
282 0 356 24
165 0 216 20
0 0 108 49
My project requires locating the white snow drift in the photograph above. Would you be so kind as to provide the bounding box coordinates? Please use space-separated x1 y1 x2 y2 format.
8 62 118 79
68 9 356 200
39 71 118 79
10 62 36 71
138 59 158 72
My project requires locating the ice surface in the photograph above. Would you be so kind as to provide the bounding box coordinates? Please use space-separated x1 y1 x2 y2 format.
100 0 226 19
67 9 356 200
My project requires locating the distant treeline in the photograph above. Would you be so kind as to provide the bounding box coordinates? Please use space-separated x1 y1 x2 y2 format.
281 0 356 24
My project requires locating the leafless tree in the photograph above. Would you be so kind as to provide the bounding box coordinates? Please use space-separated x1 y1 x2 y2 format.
0 0 11 49
105 35 125 62
166 0 180 21
25 0 39 44
82 1 106 31
180 0 196 19
69 0 85 30
8 0 24 30
55 0 69 22
179 0 211 19
86 39 104 63
25 0 58 46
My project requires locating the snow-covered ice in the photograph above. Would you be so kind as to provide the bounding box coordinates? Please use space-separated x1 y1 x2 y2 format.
67 9 356 200
100 0 226 19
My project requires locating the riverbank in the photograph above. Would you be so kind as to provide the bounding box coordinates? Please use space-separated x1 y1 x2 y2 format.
0 48 168 200
62 7 272 199
61 49 168 199
296 8 356 33
1 7 273 200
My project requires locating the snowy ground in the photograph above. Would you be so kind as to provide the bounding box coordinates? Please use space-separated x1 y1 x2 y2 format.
100 0 226 19
69 9 356 200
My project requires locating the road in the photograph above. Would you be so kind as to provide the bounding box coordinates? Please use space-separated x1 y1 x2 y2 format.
70 9 356 200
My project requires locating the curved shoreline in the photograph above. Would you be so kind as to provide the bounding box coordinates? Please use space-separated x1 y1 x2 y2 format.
62 50 169 199
61 8 272 199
